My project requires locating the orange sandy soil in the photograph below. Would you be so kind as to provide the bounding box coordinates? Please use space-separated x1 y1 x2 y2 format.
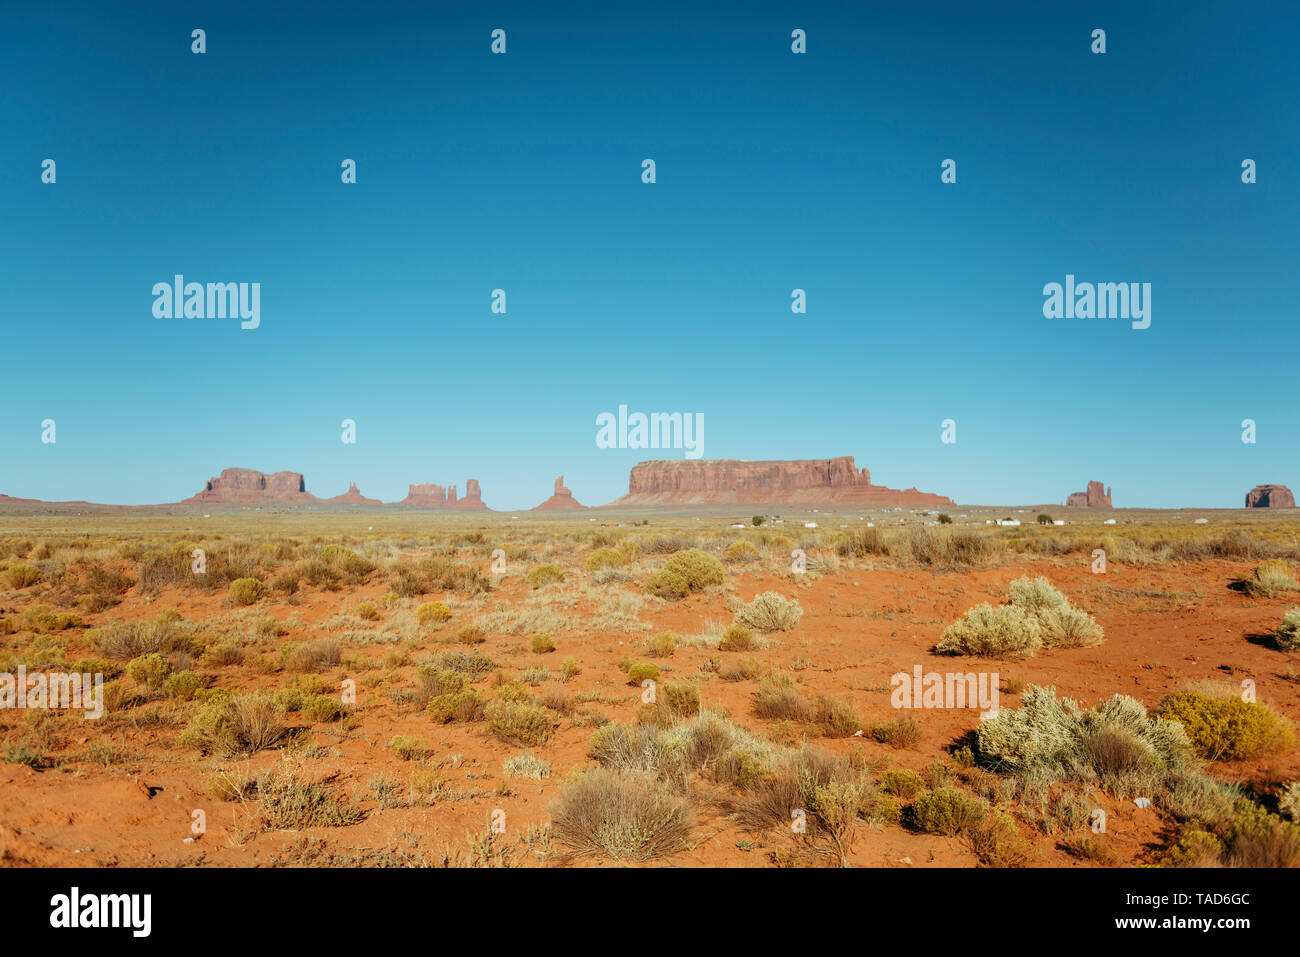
2 543 1298 868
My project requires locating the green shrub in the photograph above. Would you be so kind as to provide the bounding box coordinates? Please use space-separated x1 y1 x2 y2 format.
1275 608 1300 652
1157 689 1295 761
301 694 345 722
648 632 676 657
126 652 172 690
910 787 989 835
229 577 265 605
530 633 556 654
872 716 921 749
456 624 486 645
486 700 555 746
936 603 1043 658
2 564 41 589
586 548 624 572
645 550 725 600
163 670 211 701
724 540 760 563
816 696 862 736
718 625 753 652
425 689 484 723
626 662 661 685
179 692 287 756
881 768 926 799
416 601 451 625
526 563 566 588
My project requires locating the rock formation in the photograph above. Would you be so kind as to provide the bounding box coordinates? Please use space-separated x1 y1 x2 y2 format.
183 468 318 504
532 475 586 510
1245 484 1295 508
1066 481 1112 508
399 479 487 509
323 482 381 505
604 456 953 507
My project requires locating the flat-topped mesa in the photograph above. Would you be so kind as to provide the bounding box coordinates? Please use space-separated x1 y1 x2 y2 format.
533 475 586 510
402 483 449 506
606 456 953 507
183 468 318 504
1245 484 1295 508
323 482 381 505
1066 480 1112 508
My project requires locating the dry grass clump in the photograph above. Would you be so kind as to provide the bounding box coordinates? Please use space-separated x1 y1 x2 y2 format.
724 540 760 564
550 767 694 861
733 592 802 632
1240 559 1300 598
180 692 288 756
92 613 192 660
718 625 753 652
836 527 890 559
905 527 998 567
2 564 42 589
871 716 921 749
279 637 342 672
256 763 365 829
753 673 813 722
525 563 567 588
229 577 265 605
936 577 1102 658
486 700 556 746
416 601 451 625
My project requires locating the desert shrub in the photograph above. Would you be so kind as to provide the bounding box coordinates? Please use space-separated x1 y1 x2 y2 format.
724 540 760 564
754 673 812 721
318 545 376 581
425 689 485 723
416 600 452 625
645 550 725 600
1223 805 1300 867
257 765 364 829
967 809 1035 866
387 565 422 597
1162 829 1226 867
422 557 492 596
300 694 345 722
979 686 1195 793
733 592 802 632
937 604 1042 658
872 716 921 749
718 625 754 652
493 678 531 703
559 656 581 681
881 768 926 799
526 563 567 588
163 670 211 701
22 605 82 631
550 767 693 861
180 692 287 756
586 548 624 572
126 653 172 690
661 682 701 719
486 700 555 746
530 633 556 654
229 577 265 606
456 624 486 645
1157 689 1294 761
1036 513 1054 525
279 638 341 673
2 564 41 589
626 662 660 685
355 600 381 621
910 787 989 835
416 665 466 701
1275 608 1300 652
1242 559 1300 598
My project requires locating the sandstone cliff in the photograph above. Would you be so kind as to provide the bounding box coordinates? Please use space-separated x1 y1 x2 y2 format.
183 468 319 504
1245 484 1295 508
323 482 382 505
604 457 953 507
399 479 488 509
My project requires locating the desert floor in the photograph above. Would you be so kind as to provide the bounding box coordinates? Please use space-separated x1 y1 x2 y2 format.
1 505 1298 867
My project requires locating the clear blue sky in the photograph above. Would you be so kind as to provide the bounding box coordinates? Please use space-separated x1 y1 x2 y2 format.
3 1 1297 509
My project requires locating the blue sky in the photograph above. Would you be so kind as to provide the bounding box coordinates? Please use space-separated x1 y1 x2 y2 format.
2 1 1297 509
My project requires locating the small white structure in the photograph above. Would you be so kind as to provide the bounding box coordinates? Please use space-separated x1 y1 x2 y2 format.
1194 518 1209 524
996 519 1021 527
1103 519 1117 525
804 522 818 528
1053 520 1065 526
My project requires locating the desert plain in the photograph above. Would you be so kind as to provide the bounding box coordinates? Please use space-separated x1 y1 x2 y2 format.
2 505 1299 868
